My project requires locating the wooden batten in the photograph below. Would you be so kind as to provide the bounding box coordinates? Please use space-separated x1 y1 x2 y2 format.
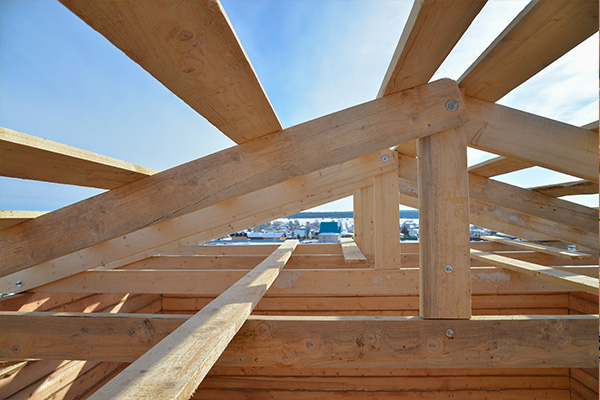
373 167 401 270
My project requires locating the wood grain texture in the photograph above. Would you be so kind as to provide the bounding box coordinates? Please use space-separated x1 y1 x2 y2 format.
3 313 596 369
0 79 466 281
470 249 599 295
88 240 298 400
373 168 401 270
0 127 157 189
340 238 367 264
353 185 375 259
531 180 599 197
460 96 599 183
418 129 471 318
0 211 47 231
459 0 599 102
481 236 593 260
468 156 532 178
378 0 485 96
0 150 395 294
60 0 281 144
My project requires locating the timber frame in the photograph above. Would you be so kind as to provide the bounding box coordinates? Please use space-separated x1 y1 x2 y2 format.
1 1 598 399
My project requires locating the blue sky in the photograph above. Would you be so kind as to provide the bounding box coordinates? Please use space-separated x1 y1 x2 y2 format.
1 0 598 213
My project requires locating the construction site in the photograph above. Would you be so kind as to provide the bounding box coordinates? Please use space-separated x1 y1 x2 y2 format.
0 0 598 399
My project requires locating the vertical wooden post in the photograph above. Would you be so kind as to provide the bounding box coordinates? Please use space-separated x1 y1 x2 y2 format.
353 185 375 262
417 128 471 319
373 153 401 270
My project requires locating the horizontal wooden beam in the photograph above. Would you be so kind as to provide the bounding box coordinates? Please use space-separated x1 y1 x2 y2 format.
0 127 157 189
461 96 599 183
468 156 532 178
481 236 592 260
60 0 281 144
340 238 367 264
0 210 47 231
35 266 594 296
459 0 598 102
89 240 298 400
0 149 395 294
470 249 599 295
0 79 466 281
378 0 485 96
2 313 596 369
531 180 599 197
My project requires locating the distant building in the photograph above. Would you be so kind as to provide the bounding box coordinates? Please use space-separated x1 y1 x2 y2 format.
318 221 341 243
247 232 287 241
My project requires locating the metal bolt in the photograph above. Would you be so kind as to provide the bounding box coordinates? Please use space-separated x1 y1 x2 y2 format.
381 155 389 162
15 281 23 287
446 329 455 338
444 265 453 273
445 99 458 112
387 274 391 279
567 245 577 251
386 233 391 238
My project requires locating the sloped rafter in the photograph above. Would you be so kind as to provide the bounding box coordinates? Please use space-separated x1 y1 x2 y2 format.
0 211 47 231
468 156 532 178
378 0 486 96
59 0 282 144
0 149 396 294
531 180 599 197
458 0 599 102
0 79 466 286
0 127 157 189
2 313 597 369
88 240 298 400
481 236 593 260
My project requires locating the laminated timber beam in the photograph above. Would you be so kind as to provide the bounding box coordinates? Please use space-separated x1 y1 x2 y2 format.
0 127 157 189
34 266 593 296
418 128 471 319
470 249 599 295
0 149 397 294
378 0 486 96
458 0 599 102
88 240 298 400
481 236 593 260
397 153 599 249
2 312 597 369
0 79 467 284
60 0 282 144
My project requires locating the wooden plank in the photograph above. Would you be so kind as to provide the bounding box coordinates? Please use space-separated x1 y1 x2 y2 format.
0 149 395 294
397 153 599 248
481 236 593 260
60 0 281 144
0 127 157 189
470 249 599 295
460 96 599 183
36 264 587 296
88 240 298 400
458 0 599 102
0 211 47 231
373 168 401 269
531 180 599 197
417 129 471 319
4 314 594 369
468 156 532 178
352 185 375 260
378 0 486 96
0 79 467 282
340 238 367 265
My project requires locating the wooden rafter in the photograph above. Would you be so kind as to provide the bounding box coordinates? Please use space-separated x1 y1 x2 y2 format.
88 240 298 400
0 127 157 189
0 79 466 281
481 236 593 260
0 211 47 231
0 150 396 294
468 156 532 178
378 0 485 96
59 0 282 144
470 249 599 295
459 0 599 102
2 313 597 369
531 180 599 197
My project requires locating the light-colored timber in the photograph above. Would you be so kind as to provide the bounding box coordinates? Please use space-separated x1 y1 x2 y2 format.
0 210 47 231
373 168 401 270
481 236 593 260
468 156 532 178
340 238 367 265
531 180 599 197
88 240 298 400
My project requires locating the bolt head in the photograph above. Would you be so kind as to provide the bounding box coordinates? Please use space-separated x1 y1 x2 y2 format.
15 281 23 287
446 329 455 338
386 233 391 238
445 99 459 112
381 155 389 162
444 265 453 273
